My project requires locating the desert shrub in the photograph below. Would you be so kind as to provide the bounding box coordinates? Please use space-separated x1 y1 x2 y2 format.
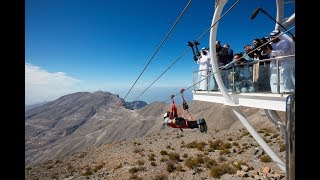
79 152 86 158
168 152 180 162
136 160 145 166
196 153 204 157
133 148 143 153
232 142 239 146
129 166 144 174
166 160 176 173
55 159 62 164
185 141 198 148
218 156 227 163
262 127 274 133
272 133 279 139
258 129 264 133
203 157 217 168
219 149 231 155
210 163 236 178
196 141 206 151
133 141 141 145
149 155 156 161
233 160 248 170
209 139 224 150
160 158 167 162
150 162 157 166
260 154 272 163
129 167 139 174
160 150 168 155
223 142 232 149
82 169 93 176
185 157 204 169
149 153 155 157
93 164 103 171
182 153 188 158
67 164 75 172
237 149 244 154
227 137 233 141
176 164 184 171
279 143 286 152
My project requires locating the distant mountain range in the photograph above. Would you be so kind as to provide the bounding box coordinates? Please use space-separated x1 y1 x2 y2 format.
25 101 50 111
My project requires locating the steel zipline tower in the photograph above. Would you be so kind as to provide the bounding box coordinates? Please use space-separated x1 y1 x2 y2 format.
202 0 295 179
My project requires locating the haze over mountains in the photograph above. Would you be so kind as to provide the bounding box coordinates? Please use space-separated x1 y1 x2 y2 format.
25 90 286 179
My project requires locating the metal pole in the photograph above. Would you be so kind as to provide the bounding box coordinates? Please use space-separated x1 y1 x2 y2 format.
286 94 295 180
232 66 235 93
209 0 235 106
232 107 286 172
276 59 280 93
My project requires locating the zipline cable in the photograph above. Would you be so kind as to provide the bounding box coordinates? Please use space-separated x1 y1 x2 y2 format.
125 0 241 107
112 0 193 115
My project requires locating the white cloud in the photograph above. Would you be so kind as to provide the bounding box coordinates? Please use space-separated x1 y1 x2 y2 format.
25 63 81 105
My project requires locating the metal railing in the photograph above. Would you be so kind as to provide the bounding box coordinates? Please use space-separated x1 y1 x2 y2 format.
192 55 295 94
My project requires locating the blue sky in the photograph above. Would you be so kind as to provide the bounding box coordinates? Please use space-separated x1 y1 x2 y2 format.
25 0 295 105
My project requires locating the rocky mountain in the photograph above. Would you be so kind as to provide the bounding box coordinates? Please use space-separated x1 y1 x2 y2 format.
25 91 148 165
125 100 148 110
25 91 286 179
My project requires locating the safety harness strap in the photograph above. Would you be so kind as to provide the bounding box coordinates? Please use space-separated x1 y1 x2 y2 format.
169 95 178 119
180 89 194 121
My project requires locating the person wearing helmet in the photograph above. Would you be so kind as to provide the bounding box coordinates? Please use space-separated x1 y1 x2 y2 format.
163 111 173 125
163 111 184 126
162 111 208 133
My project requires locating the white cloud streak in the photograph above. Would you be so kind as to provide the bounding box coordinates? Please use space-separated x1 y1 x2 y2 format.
25 63 81 105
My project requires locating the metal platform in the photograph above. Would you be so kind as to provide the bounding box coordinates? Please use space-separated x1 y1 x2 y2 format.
192 91 290 111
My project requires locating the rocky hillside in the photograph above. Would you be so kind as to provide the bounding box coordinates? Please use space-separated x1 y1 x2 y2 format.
25 91 286 179
25 91 149 166
125 100 148 110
